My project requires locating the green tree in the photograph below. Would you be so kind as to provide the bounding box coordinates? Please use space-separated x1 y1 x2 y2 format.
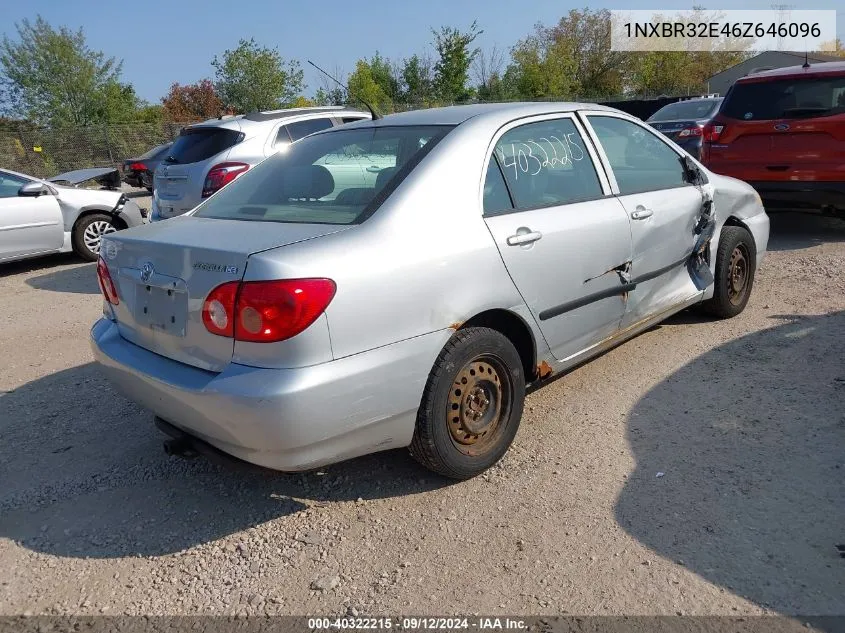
0 16 129 125
347 60 392 111
504 9 626 101
400 54 435 104
432 21 482 102
212 38 305 112
369 52 401 103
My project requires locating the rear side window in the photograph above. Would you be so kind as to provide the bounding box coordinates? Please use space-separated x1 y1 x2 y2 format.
194 125 452 225
482 157 513 216
649 100 722 121
165 127 242 165
491 118 603 210
286 118 333 141
722 75 845 121
588 116 687 194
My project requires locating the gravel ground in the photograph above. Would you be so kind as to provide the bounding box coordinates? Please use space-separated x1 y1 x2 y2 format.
0 212 843 616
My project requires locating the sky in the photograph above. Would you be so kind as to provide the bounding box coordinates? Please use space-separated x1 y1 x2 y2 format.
0 0 842 103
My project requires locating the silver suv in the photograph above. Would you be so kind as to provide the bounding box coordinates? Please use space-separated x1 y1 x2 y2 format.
151 106 371 221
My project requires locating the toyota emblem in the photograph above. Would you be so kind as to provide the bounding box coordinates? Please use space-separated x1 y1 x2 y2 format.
140 262 154 283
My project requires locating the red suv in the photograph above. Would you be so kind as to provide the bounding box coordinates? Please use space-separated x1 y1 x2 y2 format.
701 61 845 216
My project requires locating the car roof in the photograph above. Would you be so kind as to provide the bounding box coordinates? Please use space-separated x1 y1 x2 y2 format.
189 106 371 131
339 102 623 130
738 60 845 82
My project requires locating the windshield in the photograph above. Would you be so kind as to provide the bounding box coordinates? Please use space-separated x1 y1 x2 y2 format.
194 125 452 225
722 75 845 120
165 127 243 164
649 100 722 121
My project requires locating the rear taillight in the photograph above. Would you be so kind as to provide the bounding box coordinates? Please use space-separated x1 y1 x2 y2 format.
703 123 725 142
129 162 148 171
202 281 238 337
678 125 703 138
96 257 119 305
201 162 249 198
202 279 336 343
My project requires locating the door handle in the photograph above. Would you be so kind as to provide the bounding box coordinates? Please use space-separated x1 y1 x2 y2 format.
366 166 381 173
506 230 543 246
630 206 653 220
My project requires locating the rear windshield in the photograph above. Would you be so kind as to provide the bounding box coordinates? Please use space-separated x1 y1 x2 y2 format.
194 125 452 225
649 99 722 121
164 127 243 164
722 75 845 120
138 142 172 160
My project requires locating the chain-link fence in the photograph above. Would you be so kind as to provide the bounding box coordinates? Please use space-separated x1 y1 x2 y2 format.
0 121 192 179
0 95 689 180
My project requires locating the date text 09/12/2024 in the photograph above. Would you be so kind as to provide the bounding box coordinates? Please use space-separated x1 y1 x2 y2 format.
307 617 528 631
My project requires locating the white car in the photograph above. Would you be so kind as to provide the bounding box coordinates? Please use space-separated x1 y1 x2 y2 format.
151 106 371 221
0 168 145 263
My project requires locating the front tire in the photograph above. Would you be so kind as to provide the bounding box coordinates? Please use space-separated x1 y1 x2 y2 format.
72 213 117 262
700 225 756 318
410 327 526 479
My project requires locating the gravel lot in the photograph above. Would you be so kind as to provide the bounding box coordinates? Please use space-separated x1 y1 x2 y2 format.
1 212 843 616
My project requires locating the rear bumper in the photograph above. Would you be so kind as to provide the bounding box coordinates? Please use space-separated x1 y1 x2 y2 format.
90 318 448 471
748 181 845 214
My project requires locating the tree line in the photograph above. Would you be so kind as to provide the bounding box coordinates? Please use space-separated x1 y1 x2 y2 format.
2 11 844 127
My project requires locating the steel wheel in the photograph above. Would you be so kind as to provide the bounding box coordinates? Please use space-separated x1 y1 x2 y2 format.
446 355 513 456
727 243 750 306
83 220 116 255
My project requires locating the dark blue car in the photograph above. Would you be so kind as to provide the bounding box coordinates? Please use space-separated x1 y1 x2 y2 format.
647 98 723 159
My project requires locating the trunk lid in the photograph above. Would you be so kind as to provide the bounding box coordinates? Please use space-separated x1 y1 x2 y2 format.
104 217 349 371
705 114 845 182
649 119 704 142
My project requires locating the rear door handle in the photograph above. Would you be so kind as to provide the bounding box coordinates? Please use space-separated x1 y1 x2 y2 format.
630 207 653 220
506 230 543 246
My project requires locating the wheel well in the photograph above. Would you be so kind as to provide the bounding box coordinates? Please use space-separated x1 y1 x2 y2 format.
723 216 754 247
73 209 126 232
458 309 537 381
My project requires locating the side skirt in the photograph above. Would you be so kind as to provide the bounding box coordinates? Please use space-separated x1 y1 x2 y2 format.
532 292 704 386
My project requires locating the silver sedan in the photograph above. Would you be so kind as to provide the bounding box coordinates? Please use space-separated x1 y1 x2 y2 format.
91 103 769 479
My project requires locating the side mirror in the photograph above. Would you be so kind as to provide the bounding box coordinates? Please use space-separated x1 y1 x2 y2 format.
18 182 52 197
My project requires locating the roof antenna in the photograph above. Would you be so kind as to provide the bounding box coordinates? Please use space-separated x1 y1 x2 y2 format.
307 60 381 120
803 51 810 68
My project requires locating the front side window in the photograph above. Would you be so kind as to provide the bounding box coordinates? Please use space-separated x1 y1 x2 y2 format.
490 118 604 211
588 116 687 195
286 118 334 141
0 171 30 199
194 125 452 225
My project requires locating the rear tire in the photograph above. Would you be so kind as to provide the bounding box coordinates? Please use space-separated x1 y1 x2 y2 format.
409 327 525 479
700 225 756 318
72 213 117 262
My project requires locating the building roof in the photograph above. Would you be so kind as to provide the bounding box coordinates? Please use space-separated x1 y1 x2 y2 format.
707 51 843 81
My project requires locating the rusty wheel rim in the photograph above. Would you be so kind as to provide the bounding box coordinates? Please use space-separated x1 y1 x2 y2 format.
446 356 512 455
728 243 750 306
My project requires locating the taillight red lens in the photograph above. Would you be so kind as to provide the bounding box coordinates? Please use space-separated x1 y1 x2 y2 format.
202 279 336 343
703 123 725 142
129 162 148 171
96 257 120 305
678 126 703 138
201 162 249 198
201 281 238 337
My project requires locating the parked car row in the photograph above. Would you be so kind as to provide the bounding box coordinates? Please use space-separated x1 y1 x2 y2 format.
649 60 845 218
